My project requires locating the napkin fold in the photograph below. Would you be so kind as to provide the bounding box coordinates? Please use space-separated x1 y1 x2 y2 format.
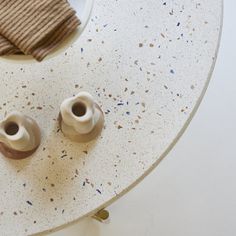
0 35 20 55
0 0 80 61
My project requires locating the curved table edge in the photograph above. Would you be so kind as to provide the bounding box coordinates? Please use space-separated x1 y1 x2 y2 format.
33 1 224 235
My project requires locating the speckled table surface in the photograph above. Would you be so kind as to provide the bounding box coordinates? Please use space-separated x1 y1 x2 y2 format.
0 0 223 235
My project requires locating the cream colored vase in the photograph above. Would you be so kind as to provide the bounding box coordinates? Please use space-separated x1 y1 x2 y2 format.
0 112 41 159
60 92 104 142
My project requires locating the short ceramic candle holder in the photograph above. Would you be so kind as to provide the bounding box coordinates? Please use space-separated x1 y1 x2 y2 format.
0 112 41 159
59 92 104 143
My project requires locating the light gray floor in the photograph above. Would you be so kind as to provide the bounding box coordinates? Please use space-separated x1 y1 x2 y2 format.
50 1 236 235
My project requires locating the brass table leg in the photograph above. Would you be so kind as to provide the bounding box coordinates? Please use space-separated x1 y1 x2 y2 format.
92 209 110 223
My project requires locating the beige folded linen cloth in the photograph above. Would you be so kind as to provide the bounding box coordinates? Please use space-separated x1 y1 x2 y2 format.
0 0 80 61
0 35 20 55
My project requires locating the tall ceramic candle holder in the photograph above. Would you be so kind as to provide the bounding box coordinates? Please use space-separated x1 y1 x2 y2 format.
0 112 41 159
60 92 104 142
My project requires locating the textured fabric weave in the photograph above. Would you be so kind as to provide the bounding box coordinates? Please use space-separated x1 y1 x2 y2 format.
0 0 80 61
0 35 19 55
31 15 80 61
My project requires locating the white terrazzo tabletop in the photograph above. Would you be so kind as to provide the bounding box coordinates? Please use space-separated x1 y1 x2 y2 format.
0 0 223 235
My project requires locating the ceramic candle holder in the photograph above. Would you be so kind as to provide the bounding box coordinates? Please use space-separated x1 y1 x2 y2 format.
60 92 104 142
0 112 41 159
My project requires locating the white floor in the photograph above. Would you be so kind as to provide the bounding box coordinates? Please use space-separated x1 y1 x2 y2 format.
50 1 236 235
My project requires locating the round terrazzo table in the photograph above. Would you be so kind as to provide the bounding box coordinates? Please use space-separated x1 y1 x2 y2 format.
0 0 223 235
